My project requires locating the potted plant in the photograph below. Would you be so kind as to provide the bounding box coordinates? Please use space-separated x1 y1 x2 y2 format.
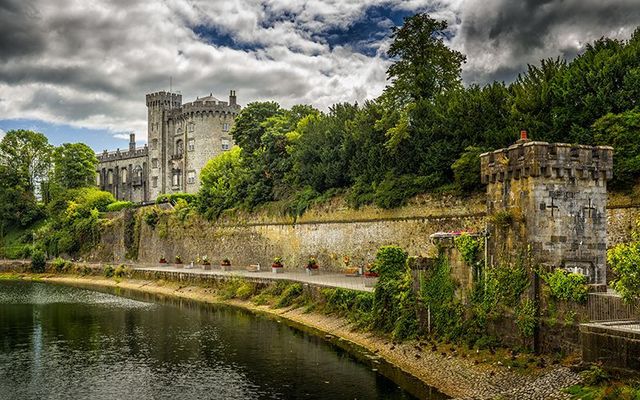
272 256 284 274
305 257 319 276
202 255 211 270
175 255 183 268
221 258 231 271
159 256 167 264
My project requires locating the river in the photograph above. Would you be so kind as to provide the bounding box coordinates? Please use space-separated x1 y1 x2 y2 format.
0 280 448 400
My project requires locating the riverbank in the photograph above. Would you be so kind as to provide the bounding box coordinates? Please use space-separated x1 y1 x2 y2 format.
1 271 582 399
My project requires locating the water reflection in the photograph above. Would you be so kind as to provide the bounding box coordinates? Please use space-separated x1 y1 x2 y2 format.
0 281 448 400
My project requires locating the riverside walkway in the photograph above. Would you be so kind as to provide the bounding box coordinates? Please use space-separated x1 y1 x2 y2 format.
131 263 375 292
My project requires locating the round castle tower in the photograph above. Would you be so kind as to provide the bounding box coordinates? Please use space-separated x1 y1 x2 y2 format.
146 90 240 199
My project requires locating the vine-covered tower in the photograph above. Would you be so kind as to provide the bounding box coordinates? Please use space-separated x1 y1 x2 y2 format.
480 131 613 284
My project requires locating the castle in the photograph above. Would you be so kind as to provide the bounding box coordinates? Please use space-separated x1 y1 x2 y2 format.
96 90 241 202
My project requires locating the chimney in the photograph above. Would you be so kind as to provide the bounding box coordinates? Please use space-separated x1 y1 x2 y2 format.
129 133 136 152
229 90 237 106
517 129 529 144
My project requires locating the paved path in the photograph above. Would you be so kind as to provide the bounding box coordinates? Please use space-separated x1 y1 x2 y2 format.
131 263 376 292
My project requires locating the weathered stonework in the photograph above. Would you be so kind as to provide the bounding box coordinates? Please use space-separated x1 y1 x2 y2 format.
96 134 148 202
481 137 614 284
97 90 240 202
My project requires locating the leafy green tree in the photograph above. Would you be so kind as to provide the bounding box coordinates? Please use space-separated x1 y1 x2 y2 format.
593 109 640 189
289 103 357 192
608 220 640 302
452 146 489 192
231 101 282 153
52 143 99 189
197 146 249 219
384 13 466 105
0 129 52 192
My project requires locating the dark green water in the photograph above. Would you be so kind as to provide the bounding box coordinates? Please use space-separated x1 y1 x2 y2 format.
0 281 447 400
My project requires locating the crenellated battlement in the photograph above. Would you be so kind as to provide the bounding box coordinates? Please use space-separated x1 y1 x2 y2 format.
146 91 182 108
480 141 613 184
97 146 148 162
179 99 240 113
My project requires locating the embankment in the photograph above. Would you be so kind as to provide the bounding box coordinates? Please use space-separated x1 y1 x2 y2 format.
0 262 583 400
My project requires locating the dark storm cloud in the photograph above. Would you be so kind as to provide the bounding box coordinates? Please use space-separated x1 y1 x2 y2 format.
0 0 46 57
456 0 640 84
1 0 638 138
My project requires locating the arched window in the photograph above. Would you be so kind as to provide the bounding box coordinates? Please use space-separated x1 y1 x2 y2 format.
96 172 101 186
107 170 114 185
121 168 128 184
176 139 184 156
133 165 143 185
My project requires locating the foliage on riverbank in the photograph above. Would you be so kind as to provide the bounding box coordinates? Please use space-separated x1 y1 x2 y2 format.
564 365 640 400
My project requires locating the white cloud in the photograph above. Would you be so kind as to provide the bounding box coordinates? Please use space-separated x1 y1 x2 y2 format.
0 0 637 144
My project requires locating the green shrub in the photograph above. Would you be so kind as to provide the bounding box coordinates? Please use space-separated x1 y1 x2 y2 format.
103 265 115 278
106 201 135 212
276 283 304 308
581 365 610 386
544 269 589 303
454 233 482 266
235 281 257 300
515 298 537 337
144 209 160 228
157 193 196 205
30 249 46 273
52 257 72 273
113 265 128 278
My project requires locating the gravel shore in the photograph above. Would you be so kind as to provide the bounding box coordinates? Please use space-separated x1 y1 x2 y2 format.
38 275 581 399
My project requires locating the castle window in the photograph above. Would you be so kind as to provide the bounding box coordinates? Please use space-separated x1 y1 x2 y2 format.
172 171 181 187
176 140 184 156
133 165 143 185
189 123 194 132
221 139 230 151
188 138 195 152
187 170 196 184
152 176 158 188
121 168 128 184
152 139 158 150
96 172 101 186
107 170 114 185
152 158 159 169
223 123 230 132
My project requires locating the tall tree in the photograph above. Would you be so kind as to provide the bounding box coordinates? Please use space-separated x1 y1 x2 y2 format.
0 129 52 193
384 13 466 105
52 143 98 189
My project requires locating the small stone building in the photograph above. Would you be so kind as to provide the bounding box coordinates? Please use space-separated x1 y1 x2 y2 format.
97 90 241 202
480 132 613 284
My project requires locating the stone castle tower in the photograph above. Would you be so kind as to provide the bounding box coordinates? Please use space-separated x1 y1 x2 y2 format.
480 131 613 284
98 90 241 203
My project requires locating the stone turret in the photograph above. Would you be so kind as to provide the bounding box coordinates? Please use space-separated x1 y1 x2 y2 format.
480 132 613 284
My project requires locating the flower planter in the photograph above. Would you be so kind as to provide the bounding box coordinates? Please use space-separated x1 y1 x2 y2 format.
202 263 211 271
221 264 231 271
159 259 167 264
272 265 284 274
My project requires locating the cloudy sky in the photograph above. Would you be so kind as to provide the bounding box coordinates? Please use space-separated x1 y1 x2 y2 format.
0 0 638 151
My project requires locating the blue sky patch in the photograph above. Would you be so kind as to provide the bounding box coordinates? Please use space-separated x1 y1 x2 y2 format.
319 5 415 57
0 119 135 152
